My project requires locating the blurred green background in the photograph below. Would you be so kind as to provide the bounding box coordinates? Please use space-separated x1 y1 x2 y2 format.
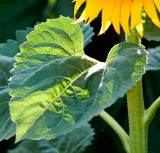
0 0 160 153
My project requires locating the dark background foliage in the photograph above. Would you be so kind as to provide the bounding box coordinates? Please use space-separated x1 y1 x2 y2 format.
0 0 160 153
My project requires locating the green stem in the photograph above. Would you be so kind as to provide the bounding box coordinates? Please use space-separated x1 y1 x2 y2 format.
127 80 147 153
126 28 147 153
99 111 130 152
145 96 160 125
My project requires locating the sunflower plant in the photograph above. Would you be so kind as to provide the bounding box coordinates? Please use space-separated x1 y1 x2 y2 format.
73 0 160 153
0 0 160 153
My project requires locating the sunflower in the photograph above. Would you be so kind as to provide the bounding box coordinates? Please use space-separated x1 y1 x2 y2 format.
73 0 160 36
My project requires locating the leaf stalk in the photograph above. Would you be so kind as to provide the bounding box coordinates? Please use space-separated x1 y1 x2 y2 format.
99 111 130 153
145 96 160 125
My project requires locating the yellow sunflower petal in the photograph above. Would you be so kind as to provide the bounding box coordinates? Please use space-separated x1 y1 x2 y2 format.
101 0 115 32
120 0 132 34
73 9 86 24
135 15 143 37
99 21 112 35
131 0 143 28
154 0 160 13
136 24 143 37
85 0 104 24
111 0 122 34
144 0 160 27
74 0 86 18
73 0 160 36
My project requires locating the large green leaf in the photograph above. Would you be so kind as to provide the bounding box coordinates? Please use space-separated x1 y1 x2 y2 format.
9 17 148 142
10 56 96 142
8 123 94 153
145 46 160 71
0 16 94 141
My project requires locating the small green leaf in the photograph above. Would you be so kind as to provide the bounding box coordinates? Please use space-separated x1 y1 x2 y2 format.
0 40 19 57
16 27 34 45
145 46 160 71
78 22 94 47
143 13 160 41
9 17 148 142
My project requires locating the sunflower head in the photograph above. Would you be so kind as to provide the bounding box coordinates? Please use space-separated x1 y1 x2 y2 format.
73 0 160 36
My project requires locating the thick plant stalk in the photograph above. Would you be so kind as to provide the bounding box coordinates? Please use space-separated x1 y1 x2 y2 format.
127 80 147 153
126 29 147 153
